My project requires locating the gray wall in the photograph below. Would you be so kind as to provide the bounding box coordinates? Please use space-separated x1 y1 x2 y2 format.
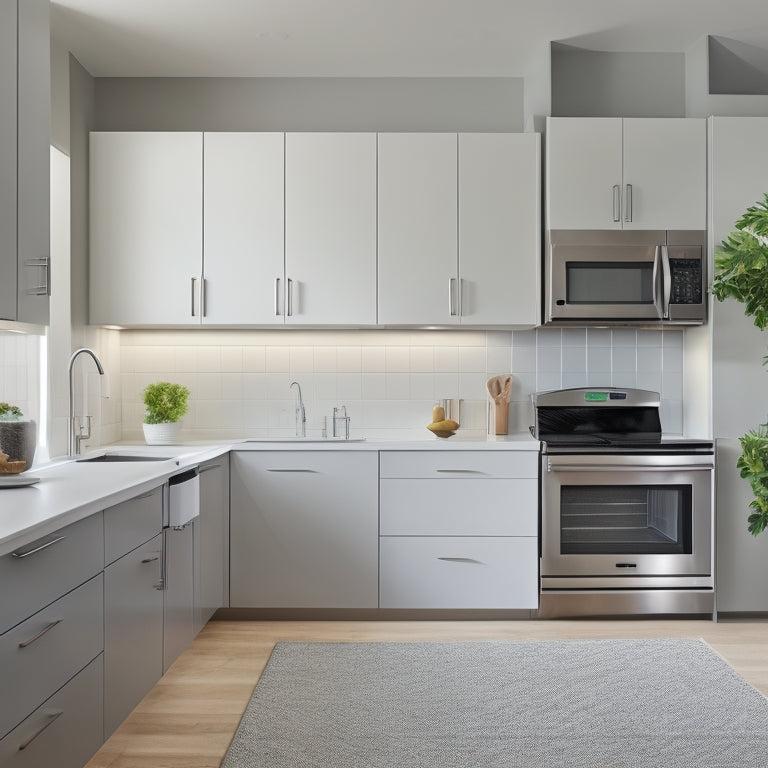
92 77 524 132
551 46 685 118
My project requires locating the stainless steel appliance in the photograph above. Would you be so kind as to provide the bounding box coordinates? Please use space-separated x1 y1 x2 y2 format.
545 230 707 325
533 387 714 618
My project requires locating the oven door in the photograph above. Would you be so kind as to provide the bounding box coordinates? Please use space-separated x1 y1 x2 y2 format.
541 453 713 579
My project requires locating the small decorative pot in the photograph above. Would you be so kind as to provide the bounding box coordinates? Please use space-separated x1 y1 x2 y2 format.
0 420 37 471
142 422 181 445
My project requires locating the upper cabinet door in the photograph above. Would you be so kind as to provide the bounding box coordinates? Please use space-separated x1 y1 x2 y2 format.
378 133 459 325
90 132 203 326
622 118 706 230
0 0 17 321
16 0 50 325
285 133 376 325
458 133 540 326
203 133 284 325
546 117 622 230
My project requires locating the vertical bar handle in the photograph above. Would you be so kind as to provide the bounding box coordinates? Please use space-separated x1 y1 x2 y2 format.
190 277 197 316
625 184 633 223
201 278 207 317
448 278 457 316
661 245 671 320
287 278 293 317
274 278 281 316
612 185 621 222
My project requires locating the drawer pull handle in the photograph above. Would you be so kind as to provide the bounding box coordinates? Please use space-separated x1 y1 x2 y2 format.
437 557 482 564
266 469 318 473
18 710 64 750
141 556 160 564
435 469 486 475
11 536 67 559
134 488 161 501
18 619 63 649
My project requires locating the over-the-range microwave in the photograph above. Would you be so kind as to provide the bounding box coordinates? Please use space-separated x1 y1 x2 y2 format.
544 230 707 325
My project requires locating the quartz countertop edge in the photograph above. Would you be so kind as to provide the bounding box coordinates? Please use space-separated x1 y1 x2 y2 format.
0 434 539 556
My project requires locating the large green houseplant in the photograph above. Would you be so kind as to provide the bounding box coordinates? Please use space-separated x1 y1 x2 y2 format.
712 193 768 535
142 381 190 445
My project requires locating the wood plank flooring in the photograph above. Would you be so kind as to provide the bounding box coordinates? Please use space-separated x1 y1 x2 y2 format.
85 618 768 768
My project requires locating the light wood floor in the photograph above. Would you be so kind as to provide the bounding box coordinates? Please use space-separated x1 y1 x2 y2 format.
85 618 768 768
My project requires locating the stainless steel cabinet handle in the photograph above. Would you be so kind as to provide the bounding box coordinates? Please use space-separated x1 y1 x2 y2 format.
201 277 207 317
24 257 50 296
437 557 482 564
266 468 318 473
18 710 64 751
190 277 197 316
18 619 62 649
448 278 457 316
458 277 464 317
11 536 66 559
652 245 662 318
287 278 294 317
624 183 633 222
612 184 621 222
141 556 160 564
661 245 671 320
274 277 281 316
435 469 485 475
134 487 161 501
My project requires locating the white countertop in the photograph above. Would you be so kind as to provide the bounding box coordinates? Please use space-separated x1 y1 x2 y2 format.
0 433 539 556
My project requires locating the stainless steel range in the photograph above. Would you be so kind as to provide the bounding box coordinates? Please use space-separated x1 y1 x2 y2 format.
532 387 714 619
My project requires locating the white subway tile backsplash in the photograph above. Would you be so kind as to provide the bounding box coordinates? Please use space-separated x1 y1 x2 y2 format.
114 325 689 441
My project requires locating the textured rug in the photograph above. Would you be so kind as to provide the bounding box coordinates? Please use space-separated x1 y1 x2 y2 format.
221 639 768 768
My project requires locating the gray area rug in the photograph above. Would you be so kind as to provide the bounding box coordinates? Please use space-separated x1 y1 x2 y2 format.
221 639 768 768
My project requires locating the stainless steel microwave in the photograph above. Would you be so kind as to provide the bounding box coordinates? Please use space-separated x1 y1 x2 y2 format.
545 230 707 325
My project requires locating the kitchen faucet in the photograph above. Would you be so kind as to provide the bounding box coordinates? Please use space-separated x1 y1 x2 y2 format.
289 381 306 438
68 347 106 456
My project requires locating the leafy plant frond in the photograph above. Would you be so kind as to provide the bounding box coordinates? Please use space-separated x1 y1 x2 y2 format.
143 381 190 424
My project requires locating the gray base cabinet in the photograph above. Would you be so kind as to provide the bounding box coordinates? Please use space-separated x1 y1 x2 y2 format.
196 456 229 630
230 451 379 608
0 655 103 768
163 524 195 672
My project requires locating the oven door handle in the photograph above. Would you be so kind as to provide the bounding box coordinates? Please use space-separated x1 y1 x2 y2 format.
547 461 713 472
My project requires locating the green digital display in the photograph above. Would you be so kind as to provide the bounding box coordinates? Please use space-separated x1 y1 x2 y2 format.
584 391 608 402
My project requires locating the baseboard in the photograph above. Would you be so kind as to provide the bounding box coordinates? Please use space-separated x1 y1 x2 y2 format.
213 608 535 621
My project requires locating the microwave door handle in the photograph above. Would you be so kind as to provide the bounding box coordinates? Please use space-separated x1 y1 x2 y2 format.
661 245 672 320
652 245 663 318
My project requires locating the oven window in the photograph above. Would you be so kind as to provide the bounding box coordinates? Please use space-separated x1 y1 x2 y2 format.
566 262 654 304
559 485 692 555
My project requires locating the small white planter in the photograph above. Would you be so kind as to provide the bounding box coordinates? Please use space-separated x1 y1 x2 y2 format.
143 422 181 445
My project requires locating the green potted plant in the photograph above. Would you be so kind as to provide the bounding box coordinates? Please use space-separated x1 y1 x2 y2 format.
0 402 36 472
142 381 190 445
712 193 768 535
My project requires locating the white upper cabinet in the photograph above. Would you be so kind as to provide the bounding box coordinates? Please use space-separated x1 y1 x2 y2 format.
285 133 376 325
378 133 459 325
378 132 540 326
90 132 203 326
458 133 540 326
203 132 284 325
546 117 706 231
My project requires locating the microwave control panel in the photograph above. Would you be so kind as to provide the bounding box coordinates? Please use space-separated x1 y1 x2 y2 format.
669 258 703 305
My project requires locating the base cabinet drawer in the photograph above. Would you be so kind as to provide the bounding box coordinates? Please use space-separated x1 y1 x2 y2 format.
0 574 104 739
380 536 539 609
0 513 104 635
380 479 538 536
0 655 104 768
104 485 163 565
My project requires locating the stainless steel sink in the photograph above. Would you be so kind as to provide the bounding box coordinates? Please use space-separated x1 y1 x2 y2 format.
77 453 174 462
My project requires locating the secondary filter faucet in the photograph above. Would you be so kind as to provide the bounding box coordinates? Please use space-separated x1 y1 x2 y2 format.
68 348 106 456
290 381 306 438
